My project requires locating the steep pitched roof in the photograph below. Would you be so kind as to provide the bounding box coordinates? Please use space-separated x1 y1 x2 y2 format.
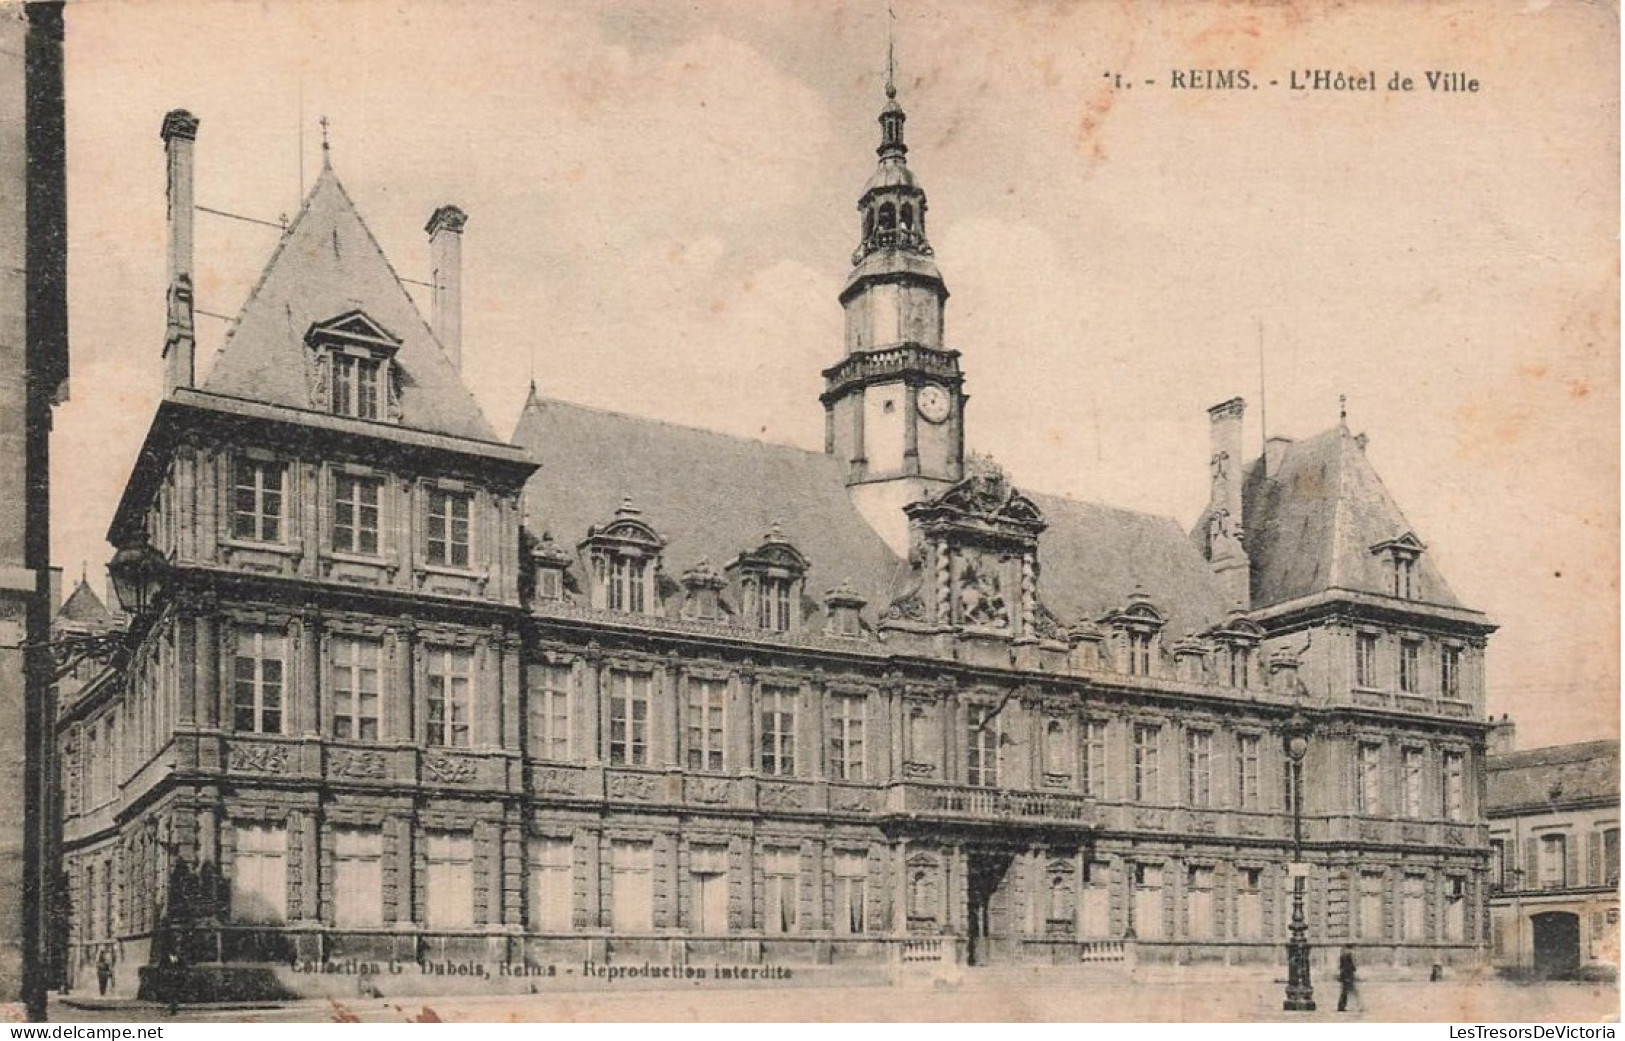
1486 739 1620 812
200 164 497 442
56 577 112 626
510 392 1231 635
1242 425 1461 609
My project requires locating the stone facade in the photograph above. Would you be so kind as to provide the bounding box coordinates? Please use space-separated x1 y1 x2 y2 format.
58 81 1496 999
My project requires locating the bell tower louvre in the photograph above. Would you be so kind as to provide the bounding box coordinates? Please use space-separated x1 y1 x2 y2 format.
823 55 965 555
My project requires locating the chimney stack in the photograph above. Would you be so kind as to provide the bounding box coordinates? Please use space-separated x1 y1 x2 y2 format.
1205 397 1250 608
160 110 199 394
426 204 467 371
1487 713 1517 755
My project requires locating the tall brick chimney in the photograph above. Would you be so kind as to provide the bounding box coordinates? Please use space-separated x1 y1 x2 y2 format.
1206 397 1250 608
426 204 467 371
160 109 199 394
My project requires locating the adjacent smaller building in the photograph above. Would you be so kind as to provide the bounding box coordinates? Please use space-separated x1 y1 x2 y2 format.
1486 728 1619 978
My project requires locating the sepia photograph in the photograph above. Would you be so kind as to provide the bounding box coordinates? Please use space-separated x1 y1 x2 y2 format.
0 0 1618 1026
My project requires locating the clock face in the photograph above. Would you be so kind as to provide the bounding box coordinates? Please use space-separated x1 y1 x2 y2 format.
917 384 951 424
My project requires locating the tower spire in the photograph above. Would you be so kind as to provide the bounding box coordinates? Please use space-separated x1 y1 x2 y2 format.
885 3 896 100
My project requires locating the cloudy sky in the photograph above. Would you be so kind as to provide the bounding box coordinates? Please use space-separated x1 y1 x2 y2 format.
52 1 1617 746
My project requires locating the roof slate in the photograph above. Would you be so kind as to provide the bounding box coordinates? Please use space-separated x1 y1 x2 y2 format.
1241 426 1461 609
511 393 1232 634
200 164 498 443
1486 739 1620 811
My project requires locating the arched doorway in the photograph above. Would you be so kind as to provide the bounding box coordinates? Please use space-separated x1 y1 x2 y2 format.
1531 911 1581 978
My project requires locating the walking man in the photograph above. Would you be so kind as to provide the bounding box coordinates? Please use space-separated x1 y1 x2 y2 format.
95 947 113 996
1337 944 1359 1013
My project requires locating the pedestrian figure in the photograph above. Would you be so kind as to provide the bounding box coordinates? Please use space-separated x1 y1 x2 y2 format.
1337 944 1359 1012
163 948 183 1014
95 947 113 996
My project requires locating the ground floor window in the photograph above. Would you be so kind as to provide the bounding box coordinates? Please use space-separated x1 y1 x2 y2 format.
1133 864 1163 940
530 837 573 932
1401 873 1427 942
1443 876 1466 942
425 832 474 929
333 827 383 928
1235 867 1263 940
1186 866 1215 940
1081 861 1111 938
763 848 799 934
689 845 728 934
611 841 654 932
1358 870 1386 941
833 851 866 935
232 822 288 924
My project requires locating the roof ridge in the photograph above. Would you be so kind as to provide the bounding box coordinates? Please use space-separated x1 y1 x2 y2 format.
514 392 835 461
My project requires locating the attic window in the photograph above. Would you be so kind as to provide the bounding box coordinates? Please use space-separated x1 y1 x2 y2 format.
306 311 402 423
1372 533 1425 601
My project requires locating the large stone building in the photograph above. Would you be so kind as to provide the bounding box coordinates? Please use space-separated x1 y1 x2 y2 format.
1486 731 1618 978
58 80 1498 998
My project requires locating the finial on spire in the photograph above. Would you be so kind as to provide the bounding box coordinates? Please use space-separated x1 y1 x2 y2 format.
1338 393 1348 424
885 3 897 100
319 115 331 160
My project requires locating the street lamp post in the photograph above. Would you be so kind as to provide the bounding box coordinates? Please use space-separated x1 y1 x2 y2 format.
1283 709 1315 1011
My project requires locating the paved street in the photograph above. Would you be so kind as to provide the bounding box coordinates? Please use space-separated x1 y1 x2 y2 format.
49 972 1620 1024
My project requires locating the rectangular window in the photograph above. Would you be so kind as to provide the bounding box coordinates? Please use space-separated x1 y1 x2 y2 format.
1441 645 1462 698
231 822 287 924
1399 640 1421 693
425 832 474 929
1356 742 1383 815
1082 721 1108 798
1236 867 1263 940
1540 834 1567 889
332 827 383 928
1401 873 1427 942
1359 871 1386 940
1186 866 1215 940
332 474 382 555
1356 633 1379 688
1128 632 1153 676
1236 734 1261 810
686 677 726 773
689 844 729 934
760 686 797 777
1081 862 1111 938
426 488 472 568
331 636 382 741
1443 876 1467 942
833 851 866 935
531 664 572 762
1186 730 1212 807
1441 751 1465 821
758 577 793 631
1402 747 1425 818
1395 556 1416 599
1489 837 1507 890
1133 864 1163 940
425 647 473 748
966 706 1001 788
1228 646 1251 688
231 458 285 543
763 848 799 934
608 671 650 766
611 841 654 932
1133 723 1161 803
232 630 285 734
829 693 866 782
332 354 383 420
1605 828 1620 887
529 837 573 932
608 556 647 613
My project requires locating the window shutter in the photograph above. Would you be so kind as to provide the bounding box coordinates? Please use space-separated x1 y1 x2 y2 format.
1589 832 1603 886
1524 838 1538 888
1566 835 1581 889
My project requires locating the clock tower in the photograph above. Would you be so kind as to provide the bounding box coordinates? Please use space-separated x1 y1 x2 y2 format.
823 70 965 554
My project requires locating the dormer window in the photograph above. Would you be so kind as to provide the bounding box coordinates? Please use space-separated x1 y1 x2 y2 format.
1101 591 1166 678
525 530 573 606
1205 612 1264 689
306 311 402 423
580 498 666 617
1372 533 1426 601
333 354 383 419
727 524 809 634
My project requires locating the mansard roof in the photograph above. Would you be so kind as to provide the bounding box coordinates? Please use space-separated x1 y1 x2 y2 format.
200 164 498 443
1243 425 1463 610
1486 739 1620 814
510 393 1232 636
